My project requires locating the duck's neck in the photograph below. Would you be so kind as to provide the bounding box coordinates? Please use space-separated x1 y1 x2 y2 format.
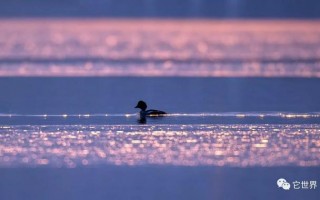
140 110 147 118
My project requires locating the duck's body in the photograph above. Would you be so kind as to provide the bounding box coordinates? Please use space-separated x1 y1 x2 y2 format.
140 109 166 118
135 101 166 121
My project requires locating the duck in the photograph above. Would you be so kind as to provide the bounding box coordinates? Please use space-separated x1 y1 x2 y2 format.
134 100 167 119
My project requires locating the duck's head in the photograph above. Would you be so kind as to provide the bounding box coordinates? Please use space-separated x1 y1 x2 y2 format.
135 100 147 111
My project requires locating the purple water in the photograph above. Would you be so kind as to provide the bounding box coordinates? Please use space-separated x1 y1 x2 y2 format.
0 19 319 200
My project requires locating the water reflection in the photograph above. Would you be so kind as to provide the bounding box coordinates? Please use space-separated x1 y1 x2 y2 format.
0 20 319 77
0 124 319 167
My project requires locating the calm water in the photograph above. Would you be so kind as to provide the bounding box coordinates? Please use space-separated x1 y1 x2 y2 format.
0 20 320 200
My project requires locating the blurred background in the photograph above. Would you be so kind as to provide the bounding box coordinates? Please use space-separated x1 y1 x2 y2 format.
0 0 319 18
0 0 320 113
0 1 320 200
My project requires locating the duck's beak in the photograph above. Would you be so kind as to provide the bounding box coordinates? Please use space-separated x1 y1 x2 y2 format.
134 105 139 108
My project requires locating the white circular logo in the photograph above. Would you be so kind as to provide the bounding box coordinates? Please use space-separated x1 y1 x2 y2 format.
277 178 291 190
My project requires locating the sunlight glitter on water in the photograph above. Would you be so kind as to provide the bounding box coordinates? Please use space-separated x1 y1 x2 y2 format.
1 112 320 118
0 20 319 77
1 112 320 125
0 124 319 167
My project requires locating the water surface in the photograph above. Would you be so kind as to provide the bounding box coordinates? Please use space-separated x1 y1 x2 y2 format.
1 124 319 167
0 20 319 77
0 19 319 200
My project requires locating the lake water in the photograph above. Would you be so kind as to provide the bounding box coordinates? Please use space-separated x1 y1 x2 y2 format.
1 124 320 167
0 20 319 200
0 20 319 77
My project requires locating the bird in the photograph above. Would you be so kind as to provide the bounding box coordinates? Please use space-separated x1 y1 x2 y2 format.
134 100 166 123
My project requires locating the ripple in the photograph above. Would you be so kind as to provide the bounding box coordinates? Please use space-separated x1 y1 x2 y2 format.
0 124 319 167
0 20 319 77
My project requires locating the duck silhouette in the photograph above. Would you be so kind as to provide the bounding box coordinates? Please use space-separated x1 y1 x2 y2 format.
134 100 166 123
